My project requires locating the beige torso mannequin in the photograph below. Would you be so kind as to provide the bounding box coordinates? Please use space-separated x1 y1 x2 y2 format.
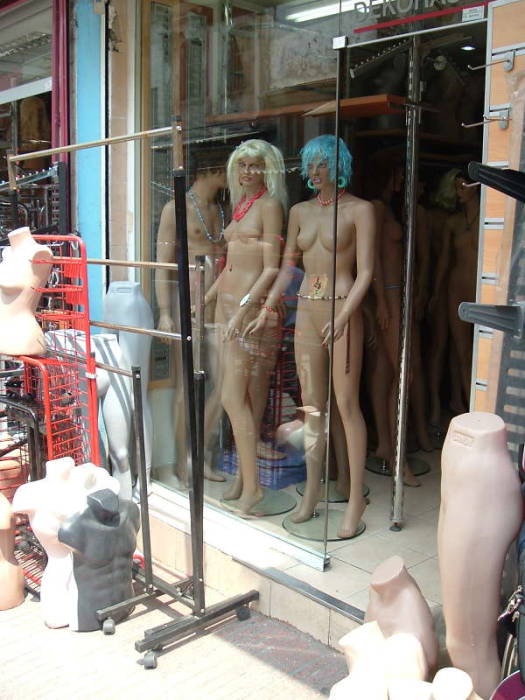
155 173 227 484
365 555 438 676
0 227 52 356
432 667 483 700
0 492 25 611
439 412 523 699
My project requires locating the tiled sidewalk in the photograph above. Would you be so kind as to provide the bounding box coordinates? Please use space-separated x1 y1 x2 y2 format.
2 592 347 700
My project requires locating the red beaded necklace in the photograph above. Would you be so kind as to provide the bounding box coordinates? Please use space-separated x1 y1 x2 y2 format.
317 189 345 207
232 187 267 221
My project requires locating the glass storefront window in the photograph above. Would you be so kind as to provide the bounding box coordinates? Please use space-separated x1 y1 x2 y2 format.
139 0 487 570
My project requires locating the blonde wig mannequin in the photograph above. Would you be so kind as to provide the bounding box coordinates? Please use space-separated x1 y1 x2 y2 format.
226 139 288 212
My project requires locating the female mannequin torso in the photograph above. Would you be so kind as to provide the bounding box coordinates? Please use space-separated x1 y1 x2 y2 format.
0 227 52 356
0 492 25 610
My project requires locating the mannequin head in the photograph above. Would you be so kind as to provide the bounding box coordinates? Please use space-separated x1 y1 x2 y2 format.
300 134 352 189
454 171 479 206
190 146 228 191
226 139 287 210
430 168 461 211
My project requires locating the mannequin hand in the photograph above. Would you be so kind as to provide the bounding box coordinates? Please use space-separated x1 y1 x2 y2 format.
157 313 175 343
376 300 390 330
322 313 348 346
243 309 268 338
224 310 246 341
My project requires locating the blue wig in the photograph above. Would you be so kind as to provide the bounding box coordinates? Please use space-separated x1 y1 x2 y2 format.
300 135 353 187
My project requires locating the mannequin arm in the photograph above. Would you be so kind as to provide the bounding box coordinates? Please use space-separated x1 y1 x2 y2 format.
155 200 177 333
371 200 389 330
429 217 452 309
225 198 282 339
204 268 225 307
244 203 301 336
322 200 375 345
414 205 430 320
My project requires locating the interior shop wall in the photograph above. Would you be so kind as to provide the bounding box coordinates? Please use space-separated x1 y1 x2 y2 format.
71 0 105 323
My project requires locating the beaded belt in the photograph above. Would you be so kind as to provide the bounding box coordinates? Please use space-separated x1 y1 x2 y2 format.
297 292 347 301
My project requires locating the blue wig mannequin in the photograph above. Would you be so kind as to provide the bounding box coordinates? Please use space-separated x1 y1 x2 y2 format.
300 135 353 189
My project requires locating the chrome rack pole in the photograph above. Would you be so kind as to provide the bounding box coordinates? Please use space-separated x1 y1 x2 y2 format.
391 35 421 530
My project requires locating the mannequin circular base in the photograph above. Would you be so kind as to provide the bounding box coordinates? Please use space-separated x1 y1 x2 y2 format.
282 506 366 542
220 487 296 518
407 456 431 476
366 456 430 477
295 480 370 502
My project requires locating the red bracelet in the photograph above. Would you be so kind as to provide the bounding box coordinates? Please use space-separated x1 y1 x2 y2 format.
263 305 277 314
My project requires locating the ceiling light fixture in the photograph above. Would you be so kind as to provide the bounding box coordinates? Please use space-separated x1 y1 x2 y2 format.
285 0 380 22
460 44 477 51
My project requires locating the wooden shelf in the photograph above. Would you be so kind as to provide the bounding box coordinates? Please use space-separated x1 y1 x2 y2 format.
207 94 406 125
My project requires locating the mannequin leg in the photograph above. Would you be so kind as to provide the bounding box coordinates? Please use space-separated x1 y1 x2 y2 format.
427 299 448 426
332 311 367 538
331 401 350 498
367 332 394 460
172 342 188 484
438 412 522 698
201 324 225 481
101 385 133 501
409 322 432 451
220 339 262 514
448 285 474 406
291 308 329 523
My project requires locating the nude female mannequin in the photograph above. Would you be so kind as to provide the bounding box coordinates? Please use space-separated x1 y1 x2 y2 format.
155 155 227 482
0 492 25 611
247 135 374 537
365 155 431 483
104 282 154 498
12 458 119 629
439 412 523 699
0 226 52 356
203 139 286 515
432 174 479 409
365 554 438 675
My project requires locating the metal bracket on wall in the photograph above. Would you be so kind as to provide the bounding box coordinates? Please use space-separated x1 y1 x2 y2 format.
462 107 510 130
468 50 515 73
332 36 349 50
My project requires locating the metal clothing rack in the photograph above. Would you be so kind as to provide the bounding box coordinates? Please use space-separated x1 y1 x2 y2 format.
7 123 259 668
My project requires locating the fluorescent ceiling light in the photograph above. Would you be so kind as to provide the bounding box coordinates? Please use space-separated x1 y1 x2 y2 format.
286 0 379 22
460 44 477 51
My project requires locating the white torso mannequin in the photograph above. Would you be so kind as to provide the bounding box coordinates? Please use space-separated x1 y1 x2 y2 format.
438 412 523 699
365 555 439 675
0 492 25 611
12 458 119 629
103 281 154 499
46 330 134 502
0 226 52 356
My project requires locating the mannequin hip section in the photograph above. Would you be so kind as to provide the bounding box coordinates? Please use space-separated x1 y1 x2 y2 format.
295 296 361 341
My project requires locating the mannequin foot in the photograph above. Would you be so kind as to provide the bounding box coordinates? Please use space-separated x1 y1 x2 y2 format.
370 443 390 461
334 478 350 500
223 476 242 500
337 496 367 539
204 465 225 482
257 441 286 461
238 487 264 516
404 465 421 488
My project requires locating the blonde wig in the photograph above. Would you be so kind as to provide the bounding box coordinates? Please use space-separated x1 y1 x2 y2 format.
226 139 287 212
